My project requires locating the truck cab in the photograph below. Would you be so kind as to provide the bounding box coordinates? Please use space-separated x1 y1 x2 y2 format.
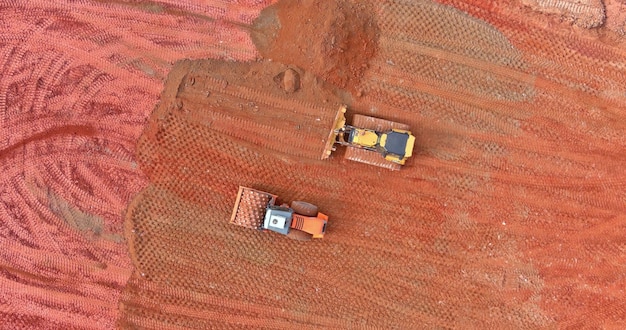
230 186 328 240
263 205 327 239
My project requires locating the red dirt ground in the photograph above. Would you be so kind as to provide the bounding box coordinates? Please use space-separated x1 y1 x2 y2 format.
250 0 378 92
2 0 626 329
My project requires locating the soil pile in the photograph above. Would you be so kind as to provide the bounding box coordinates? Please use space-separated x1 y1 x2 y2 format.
250 0 379 92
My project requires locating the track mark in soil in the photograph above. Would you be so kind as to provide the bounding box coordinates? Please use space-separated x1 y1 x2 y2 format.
355 0 535 177
0 125 96 160
0 1 272 328
148 58 345 163
521 0 606 28
47 188 123 243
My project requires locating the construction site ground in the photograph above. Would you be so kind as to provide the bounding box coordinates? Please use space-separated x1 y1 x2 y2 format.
2 0 626 328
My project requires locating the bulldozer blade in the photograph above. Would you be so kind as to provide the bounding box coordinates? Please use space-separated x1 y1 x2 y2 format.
321 105 347 159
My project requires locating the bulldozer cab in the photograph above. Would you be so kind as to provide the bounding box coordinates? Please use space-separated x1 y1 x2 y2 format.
380 130 415 158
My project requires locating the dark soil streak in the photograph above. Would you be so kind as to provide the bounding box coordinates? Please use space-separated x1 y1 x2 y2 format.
0 125 97 160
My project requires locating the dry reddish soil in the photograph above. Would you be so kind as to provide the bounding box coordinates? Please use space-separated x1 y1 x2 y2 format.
250 0 378 92
2 0 626 329
0 0 272 328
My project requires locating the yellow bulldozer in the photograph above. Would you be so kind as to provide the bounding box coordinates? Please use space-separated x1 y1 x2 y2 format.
323 105 416 170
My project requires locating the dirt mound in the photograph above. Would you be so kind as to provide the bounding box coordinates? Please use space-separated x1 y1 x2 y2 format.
250 0 379 92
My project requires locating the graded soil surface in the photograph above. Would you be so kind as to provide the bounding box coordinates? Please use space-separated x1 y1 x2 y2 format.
2 0 626 329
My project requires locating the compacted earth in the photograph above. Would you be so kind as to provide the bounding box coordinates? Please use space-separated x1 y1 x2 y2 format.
2 0 626 328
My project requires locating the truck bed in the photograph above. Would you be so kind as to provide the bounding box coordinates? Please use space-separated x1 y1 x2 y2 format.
230 186 277 229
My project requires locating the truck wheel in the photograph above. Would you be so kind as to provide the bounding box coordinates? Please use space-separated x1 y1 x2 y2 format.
291 201 318 216
287 229 313 241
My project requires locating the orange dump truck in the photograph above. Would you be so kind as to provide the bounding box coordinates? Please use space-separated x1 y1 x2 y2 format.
230 186 328 240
